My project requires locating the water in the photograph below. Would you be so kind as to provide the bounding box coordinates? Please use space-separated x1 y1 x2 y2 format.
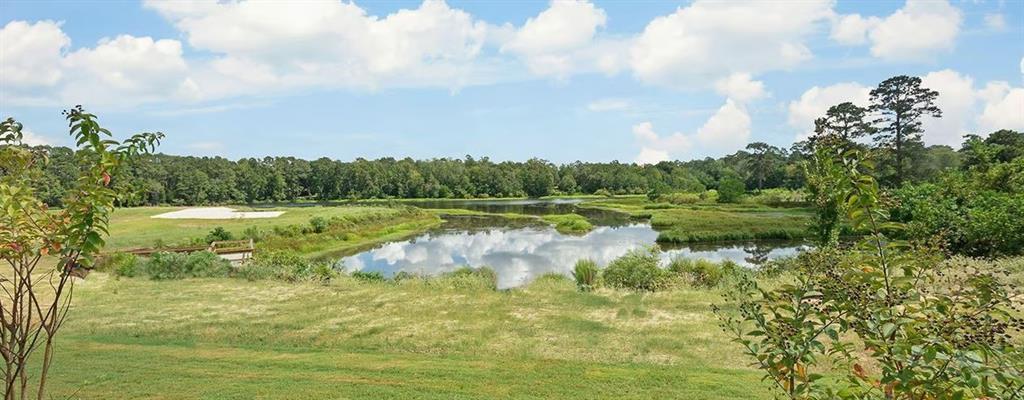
339 223 807 289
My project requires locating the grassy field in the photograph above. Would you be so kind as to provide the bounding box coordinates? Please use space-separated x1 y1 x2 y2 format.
40 274 771 399
580 197 814 243
105 206 442 256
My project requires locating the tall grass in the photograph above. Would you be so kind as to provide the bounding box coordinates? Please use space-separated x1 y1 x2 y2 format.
572 259 599 292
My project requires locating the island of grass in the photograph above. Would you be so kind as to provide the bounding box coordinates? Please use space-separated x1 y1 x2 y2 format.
541 213 594 234
578 196 813 243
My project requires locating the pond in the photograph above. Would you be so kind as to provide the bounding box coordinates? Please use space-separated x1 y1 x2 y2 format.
338 199 809 288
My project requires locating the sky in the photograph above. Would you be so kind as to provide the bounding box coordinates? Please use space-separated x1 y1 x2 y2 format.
1 0 1022 164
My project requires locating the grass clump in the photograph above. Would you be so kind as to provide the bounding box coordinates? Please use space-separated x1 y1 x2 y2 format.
431 267 498 291
119 251 232 280
541 213 594 234
602 247 670 292
667 258 745 288
572 259 600 292
239 250 337 283
350 270 386 282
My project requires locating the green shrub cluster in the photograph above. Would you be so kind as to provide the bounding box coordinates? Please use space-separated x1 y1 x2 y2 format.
239 250 337 283
601 247 670 292
741 188 808 206
667 258 744 288
113 251 232 280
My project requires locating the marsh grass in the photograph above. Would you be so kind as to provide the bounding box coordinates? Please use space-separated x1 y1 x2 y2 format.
41 273 771 399
540 213 594 234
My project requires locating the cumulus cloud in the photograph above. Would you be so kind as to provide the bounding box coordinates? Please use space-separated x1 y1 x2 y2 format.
632 121 691 164
0 20 68 88
501 0 614 78
787 82 872 141
833 0 962 61
921 69 976 146
21 129 54 146
630 0 833 88
977 83 1024 132
631 98 753 163
714 73 768 102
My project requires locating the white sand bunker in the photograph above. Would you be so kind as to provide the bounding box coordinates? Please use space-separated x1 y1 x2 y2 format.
152 207 284 219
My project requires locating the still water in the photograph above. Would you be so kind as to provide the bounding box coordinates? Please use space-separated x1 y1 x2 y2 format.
339 221 807 289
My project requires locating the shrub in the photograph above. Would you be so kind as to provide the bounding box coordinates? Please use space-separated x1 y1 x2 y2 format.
96 253 139 275
242 226 268 242
700 189 718 202
602 247 669 291
663 192 701 205
183 251 232 278
717 176 745 203
572 259 599 292
593 188 613 197
433 267 498 290
350 270 385 282
205 226 234 243
668 258 743 288
138 251 231 280
309 216 329 234
240 250 337 283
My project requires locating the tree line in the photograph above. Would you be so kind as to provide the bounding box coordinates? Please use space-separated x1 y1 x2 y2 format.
9 75 1015 207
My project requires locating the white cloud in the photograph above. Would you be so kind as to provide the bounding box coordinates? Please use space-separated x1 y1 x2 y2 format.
501 1 629 79
0 20 68 88
587 98 630 112
984 13 1007 32
714 73 768 102
830 14 879 45
787 82 871 141
60 35 192 106
862 0 962 60
921 69 976 146
145 0 493 93
977 83 1024 132
694 99 751 153
631 97 752 162
630 0 833 88
21 129 54 146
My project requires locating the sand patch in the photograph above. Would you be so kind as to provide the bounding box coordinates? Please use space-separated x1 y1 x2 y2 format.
152 207 284 219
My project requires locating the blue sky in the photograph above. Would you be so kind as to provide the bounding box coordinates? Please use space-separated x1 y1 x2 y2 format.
1 0 1022 163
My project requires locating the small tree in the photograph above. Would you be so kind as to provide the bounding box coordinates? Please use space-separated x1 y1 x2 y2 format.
869 75 941 186
717 148 1024 399
1 107 162 399
717 175 746 203
812 102 873 149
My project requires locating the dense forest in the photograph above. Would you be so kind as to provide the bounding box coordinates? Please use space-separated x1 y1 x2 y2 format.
22 135 976 207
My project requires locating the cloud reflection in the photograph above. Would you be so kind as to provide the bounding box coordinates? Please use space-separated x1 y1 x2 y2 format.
340 224 805 289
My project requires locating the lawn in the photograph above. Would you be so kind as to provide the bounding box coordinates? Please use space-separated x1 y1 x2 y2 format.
104 205 442 257
41 274 771 399
580 197 814 243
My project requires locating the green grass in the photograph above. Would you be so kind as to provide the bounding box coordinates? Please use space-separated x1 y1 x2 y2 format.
580 197 813 243
541 213 594 234
39 274 771 399
104 206 443 258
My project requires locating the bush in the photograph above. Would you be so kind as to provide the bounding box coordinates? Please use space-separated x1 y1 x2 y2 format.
663 192 701 205
602 247 669 291
242 226 268 242
572 259 599 292
139 251 231 280
240 250 336 283
742 188 807 206
668 258 742 288
309 216 329 234
700 189 718 202
717 176 745 203
96 253 139 276
593 188 613 197
141 252 190 280
205 226 234 243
